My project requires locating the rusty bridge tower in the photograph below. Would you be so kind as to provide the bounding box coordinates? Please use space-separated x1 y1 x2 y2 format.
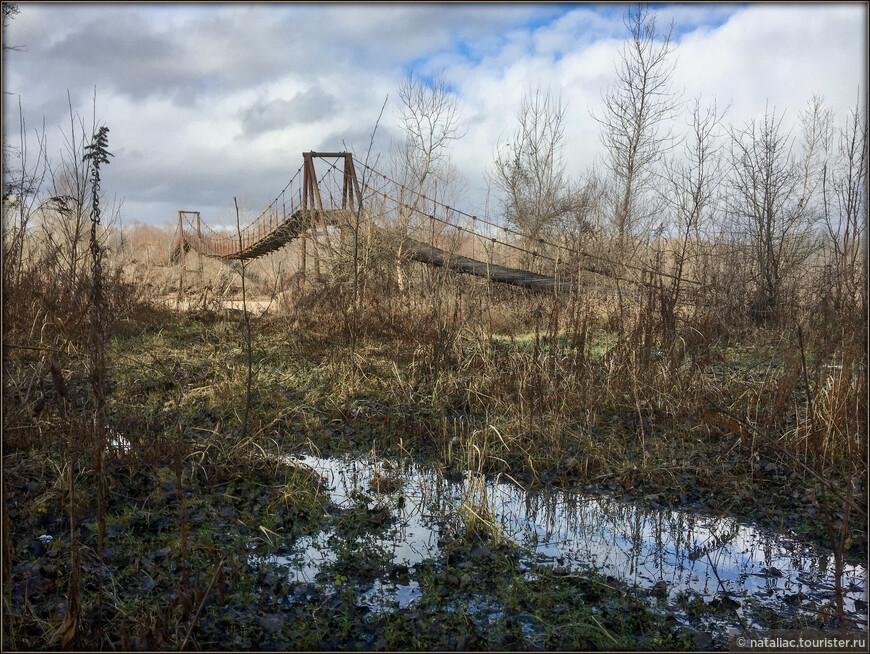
299 152 361 279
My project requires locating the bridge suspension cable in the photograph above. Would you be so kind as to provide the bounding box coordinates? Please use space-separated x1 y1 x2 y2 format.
175 151 705 291
356 159 703 287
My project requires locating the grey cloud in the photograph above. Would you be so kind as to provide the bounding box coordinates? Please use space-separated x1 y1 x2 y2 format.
316 124 397 161
5 4 547 114
241 86 338 136
46 26 181 101
8 6 304 105
113 156 289 211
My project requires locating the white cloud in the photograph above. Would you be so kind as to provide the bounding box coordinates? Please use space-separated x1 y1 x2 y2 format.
439 3 866 214
672 4 866 128
2 3 866 228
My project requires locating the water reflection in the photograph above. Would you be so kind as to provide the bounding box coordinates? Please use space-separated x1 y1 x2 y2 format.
260 452 866 631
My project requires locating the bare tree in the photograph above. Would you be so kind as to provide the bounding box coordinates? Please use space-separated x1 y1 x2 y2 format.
561 167 606 252
491 85 568 273
396 70 463 193
596 3 680 254
1 4 37 290
391 69 464 290
797 95 834 212
791 95 835 312
660 98 727 332
820 93 867 331
39 95 97 293
727 103 822 322
2 2 23 52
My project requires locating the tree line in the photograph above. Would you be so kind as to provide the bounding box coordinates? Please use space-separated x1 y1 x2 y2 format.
388 5 866 341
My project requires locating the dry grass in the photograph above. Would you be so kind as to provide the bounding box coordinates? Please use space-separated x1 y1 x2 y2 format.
2 215 866 648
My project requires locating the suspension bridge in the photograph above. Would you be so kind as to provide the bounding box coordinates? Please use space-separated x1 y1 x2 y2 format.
172 152 698 292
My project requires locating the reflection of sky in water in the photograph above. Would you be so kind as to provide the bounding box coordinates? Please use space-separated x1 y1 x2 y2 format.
360 579 421 613
261 453 866 628
487 482 866 621
276 532 336 582
107 429 131 455
298 454 448 569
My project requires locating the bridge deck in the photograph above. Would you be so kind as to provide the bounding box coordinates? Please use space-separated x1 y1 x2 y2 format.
177 216 586 291
402 237 577 290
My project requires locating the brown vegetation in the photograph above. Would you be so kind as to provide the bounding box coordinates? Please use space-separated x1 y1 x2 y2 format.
2 6 866 649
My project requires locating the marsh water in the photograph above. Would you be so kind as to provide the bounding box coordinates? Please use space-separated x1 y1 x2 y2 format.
255 452 867 644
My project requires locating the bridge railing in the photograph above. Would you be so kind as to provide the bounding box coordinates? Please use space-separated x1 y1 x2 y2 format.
180 163 310 258
176 153 703 293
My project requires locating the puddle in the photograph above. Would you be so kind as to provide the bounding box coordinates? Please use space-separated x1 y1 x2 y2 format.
106 428 131 456
271 531 337 583
360 579 421 612
255 452 868 635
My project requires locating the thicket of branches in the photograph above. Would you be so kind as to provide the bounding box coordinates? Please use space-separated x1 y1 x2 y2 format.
479 5 865 342
2 100 143 347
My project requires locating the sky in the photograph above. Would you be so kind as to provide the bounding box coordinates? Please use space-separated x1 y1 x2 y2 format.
2 2 867 229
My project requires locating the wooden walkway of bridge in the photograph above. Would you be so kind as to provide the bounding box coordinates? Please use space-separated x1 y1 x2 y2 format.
173 151 686 292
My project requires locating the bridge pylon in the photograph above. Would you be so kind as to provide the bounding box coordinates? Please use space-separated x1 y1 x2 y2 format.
300 152 361 280
301 152 361 213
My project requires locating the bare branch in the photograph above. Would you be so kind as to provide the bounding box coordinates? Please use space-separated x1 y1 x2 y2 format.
594 3 681 247
490 85 569 272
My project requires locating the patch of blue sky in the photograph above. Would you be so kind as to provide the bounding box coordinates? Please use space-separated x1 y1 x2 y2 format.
650 3 742 41
405 3 740 85
542 3 739 43
405 55 442 76
455 40 483 66
403 42 488 78
406 4 569 68
409 19 548 71
520 3 575 31
396 64 462 95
